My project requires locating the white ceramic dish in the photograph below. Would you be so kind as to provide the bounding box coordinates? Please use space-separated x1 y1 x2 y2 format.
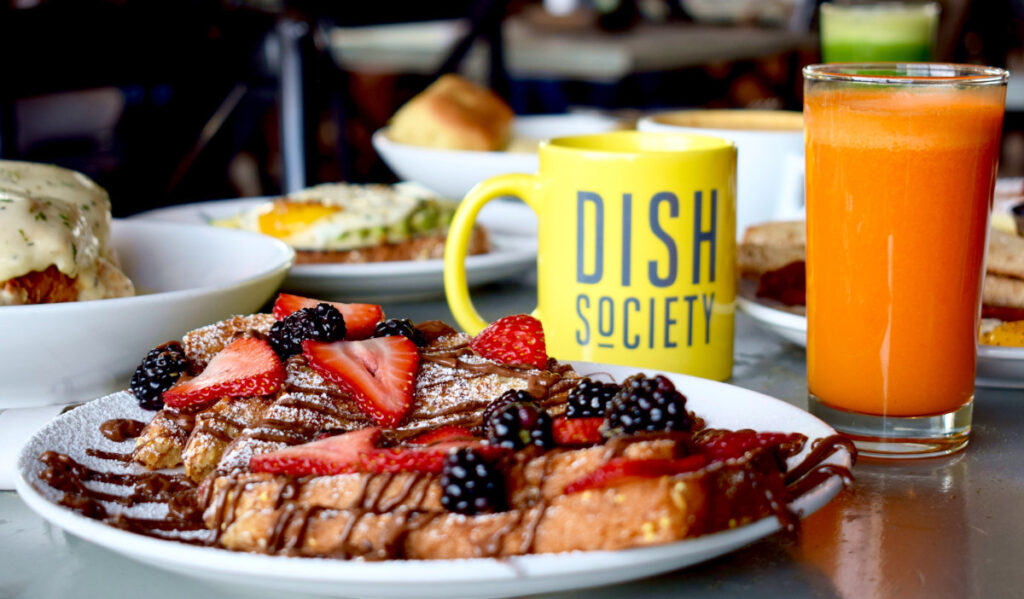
371 113 622 200
131 198 538 303
737 288 1024 389
16 361 851 599
0 220 293 408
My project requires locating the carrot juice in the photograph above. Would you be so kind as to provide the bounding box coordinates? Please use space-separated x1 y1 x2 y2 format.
804 68 1006 420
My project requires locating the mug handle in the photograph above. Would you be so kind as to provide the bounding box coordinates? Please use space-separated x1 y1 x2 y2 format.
777 153 806 221
444 173 540 335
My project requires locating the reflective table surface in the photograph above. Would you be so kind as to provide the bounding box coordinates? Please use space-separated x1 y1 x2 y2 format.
2 281 1021 598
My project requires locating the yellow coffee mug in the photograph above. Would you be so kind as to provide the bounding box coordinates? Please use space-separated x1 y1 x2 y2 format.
444 131 737 380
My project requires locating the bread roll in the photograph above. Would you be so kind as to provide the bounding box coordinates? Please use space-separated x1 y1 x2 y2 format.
388 74 514 151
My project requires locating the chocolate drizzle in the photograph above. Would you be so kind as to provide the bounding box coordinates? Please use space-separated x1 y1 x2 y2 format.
420 344 567 400
99 419 146 442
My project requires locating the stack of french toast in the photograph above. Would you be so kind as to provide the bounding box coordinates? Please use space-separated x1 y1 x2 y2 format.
57 293 848 560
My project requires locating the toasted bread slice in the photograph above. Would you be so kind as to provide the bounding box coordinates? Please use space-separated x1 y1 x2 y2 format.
202 438 780 558
738 221 805 276
183 396 276 482
986 229 1024 282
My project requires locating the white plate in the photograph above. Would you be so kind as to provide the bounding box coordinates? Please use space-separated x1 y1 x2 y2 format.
372 113 622 200
16 361 851 599
737 285 1024 389
130 199 538 303
0 220 293 408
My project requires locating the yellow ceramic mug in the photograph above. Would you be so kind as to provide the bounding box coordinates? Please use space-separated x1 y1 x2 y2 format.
444 131 737 380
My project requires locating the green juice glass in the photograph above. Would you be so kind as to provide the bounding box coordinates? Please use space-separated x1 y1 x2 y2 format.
820 2 939 63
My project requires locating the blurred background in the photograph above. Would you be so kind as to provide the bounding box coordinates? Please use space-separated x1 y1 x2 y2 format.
1 0 1022 216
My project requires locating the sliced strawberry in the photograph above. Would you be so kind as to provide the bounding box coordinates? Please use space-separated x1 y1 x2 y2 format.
696 430 806 463
251 427 381 476
362 443 507 474
407 425 478 446
250 426 506 476
272 293 383 340
563 455 708 495
303 336 419 427
552 417 604 446
163 337 284 410
469 314 547 369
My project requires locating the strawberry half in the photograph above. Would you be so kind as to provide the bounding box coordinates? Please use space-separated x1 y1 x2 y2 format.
303 336 419 427
696 430 806 463
272 293 383 340
469 314 548 369
407 425 478 446
250 426 507 476
362 443 507 474
163 337 284 411
250 427 381 476
552 417 604 446
563 455 708 495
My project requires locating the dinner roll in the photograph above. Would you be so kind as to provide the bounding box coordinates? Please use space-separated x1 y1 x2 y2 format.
387 74 514 151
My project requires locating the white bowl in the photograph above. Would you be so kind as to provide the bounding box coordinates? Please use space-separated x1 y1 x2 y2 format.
372 113 622 200
0 220 294 408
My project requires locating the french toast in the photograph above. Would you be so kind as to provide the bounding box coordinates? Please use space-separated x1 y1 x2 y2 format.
34 295 854 564
199 430 824 559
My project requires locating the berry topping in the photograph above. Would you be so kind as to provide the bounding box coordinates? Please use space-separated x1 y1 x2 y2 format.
372 318 426 347
302 336 420 427
481 389 537 437
695 429 807 463
268 303 347 359
604 374 692 435
485 400 554 450
552 416 604 446
469 314 548 370
163 337 285 411
563 455 708 495
565 378 621 419
251 427 381 476
440 448 508 515
407 425 478 446
129 341 189 411
272 293 383 340
250 427 507 476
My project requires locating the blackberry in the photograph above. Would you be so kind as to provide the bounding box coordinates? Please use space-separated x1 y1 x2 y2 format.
372 318 426 347
604 374 692 435
129 341 189 410
485 400 554 450
565 379 621 419
481 389 537 439
440 448 507 514
268 303 346 359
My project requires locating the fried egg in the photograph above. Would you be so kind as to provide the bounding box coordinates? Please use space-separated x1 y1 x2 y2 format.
215 183 457 251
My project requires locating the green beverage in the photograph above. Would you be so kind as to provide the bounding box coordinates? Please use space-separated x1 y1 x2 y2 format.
820 2 939 63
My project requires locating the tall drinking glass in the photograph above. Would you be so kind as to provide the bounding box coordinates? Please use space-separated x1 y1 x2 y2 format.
803 63 1008 459
820 2 939 63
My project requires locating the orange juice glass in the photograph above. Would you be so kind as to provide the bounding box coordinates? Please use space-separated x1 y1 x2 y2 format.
803 63 1007 459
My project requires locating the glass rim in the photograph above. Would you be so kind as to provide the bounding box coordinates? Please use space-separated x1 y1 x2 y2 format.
803 63 1009 86
819 1 940 15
